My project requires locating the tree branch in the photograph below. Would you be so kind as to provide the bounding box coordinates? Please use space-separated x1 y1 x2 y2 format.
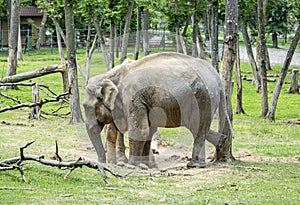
0 141 122 184
0 90 70 113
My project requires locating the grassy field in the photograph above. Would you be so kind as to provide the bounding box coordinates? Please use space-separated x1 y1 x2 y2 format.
0 49 299 204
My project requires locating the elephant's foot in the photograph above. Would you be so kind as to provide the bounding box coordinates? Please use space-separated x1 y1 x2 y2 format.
187 160 206 168
116 152 128 164
128 155 156 168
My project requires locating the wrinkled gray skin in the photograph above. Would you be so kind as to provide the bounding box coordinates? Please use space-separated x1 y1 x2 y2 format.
83 52 232 168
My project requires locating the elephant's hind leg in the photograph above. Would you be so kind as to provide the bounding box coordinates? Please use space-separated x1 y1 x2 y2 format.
116 131 128 163
187 129 208 168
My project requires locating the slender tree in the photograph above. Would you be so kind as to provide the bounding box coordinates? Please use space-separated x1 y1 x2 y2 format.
120 0 134 63
134 6 141 60
7 0 20 86
240 19 261 91
36 10 47 50
17 24 22 61
64 0 84 123
141 6 150 56
219 0 238 161
257 0 268 117
208 0 219 71
239 0 261 91
95 16 111 70
235 35 245 114
266 24 300 120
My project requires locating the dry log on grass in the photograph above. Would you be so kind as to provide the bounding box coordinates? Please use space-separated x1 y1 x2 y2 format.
242 76 276 82
0 64 65 83
277 118 300 125
0 140 122 185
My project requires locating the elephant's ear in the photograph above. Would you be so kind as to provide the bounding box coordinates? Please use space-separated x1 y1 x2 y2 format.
95 79 118 110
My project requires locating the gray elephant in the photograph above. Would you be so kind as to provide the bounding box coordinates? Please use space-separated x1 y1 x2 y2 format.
83 52 232 168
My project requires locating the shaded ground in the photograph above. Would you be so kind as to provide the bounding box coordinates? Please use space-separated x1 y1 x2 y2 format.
74 124 300 176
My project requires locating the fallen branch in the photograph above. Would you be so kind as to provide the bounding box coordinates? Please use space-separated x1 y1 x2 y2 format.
0 141 122 184
0 92 22 104
242 76 276 82
0 186 34 191
0 64 65 83
0 89 70 113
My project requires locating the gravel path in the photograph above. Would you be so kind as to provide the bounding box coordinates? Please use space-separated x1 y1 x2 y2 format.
239 46 300 67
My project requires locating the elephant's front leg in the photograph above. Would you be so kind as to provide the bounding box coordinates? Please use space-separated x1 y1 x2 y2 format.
129 139 150 165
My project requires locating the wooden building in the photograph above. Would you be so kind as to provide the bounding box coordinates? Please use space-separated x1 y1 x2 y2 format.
0 7 46 47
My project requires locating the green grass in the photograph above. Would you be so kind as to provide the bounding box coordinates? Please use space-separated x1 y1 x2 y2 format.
1 48 300 204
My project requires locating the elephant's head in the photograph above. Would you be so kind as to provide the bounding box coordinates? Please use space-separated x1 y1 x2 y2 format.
85 78 119 125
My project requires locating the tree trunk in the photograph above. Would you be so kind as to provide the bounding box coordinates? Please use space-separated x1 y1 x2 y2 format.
53 19 68 93
204 11 210 41
266 25 300 120
263 0 271 71
175 27 183 53
257 0 268 117
134 6 141 60
174 0 183 54
64 0 84 123
265 47 271 70
17 23 22 61
94 17 110 70
7 0 20 88
53 18 65 63
272 32 278 48
235 35 245 114
115 25 119 59
52 17 66 44
197 23 206 59
109 22 115 69
240 19 261 91
208 0 219 71
142 7 150 56
192 5 198 58
36 11 47 50
219 0 238 161
288 69 299 94
120 0 134 63
179 34 187 55
29 83 40 120
85 23 92 83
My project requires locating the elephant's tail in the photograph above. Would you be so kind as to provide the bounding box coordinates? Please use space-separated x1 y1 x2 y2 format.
218 90 234 138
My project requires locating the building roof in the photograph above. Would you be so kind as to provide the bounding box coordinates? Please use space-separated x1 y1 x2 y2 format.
20 7 43 17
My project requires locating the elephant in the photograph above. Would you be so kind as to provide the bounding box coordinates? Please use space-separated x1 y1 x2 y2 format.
83 52 233 168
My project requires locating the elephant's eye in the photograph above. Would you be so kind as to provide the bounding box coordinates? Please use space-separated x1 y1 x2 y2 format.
95 88 104 101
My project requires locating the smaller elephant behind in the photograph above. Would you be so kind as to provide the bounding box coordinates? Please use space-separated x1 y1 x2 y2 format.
104 123 127 164
104 123 161 165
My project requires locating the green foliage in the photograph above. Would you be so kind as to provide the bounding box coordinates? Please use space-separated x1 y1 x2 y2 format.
265 0 290 36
